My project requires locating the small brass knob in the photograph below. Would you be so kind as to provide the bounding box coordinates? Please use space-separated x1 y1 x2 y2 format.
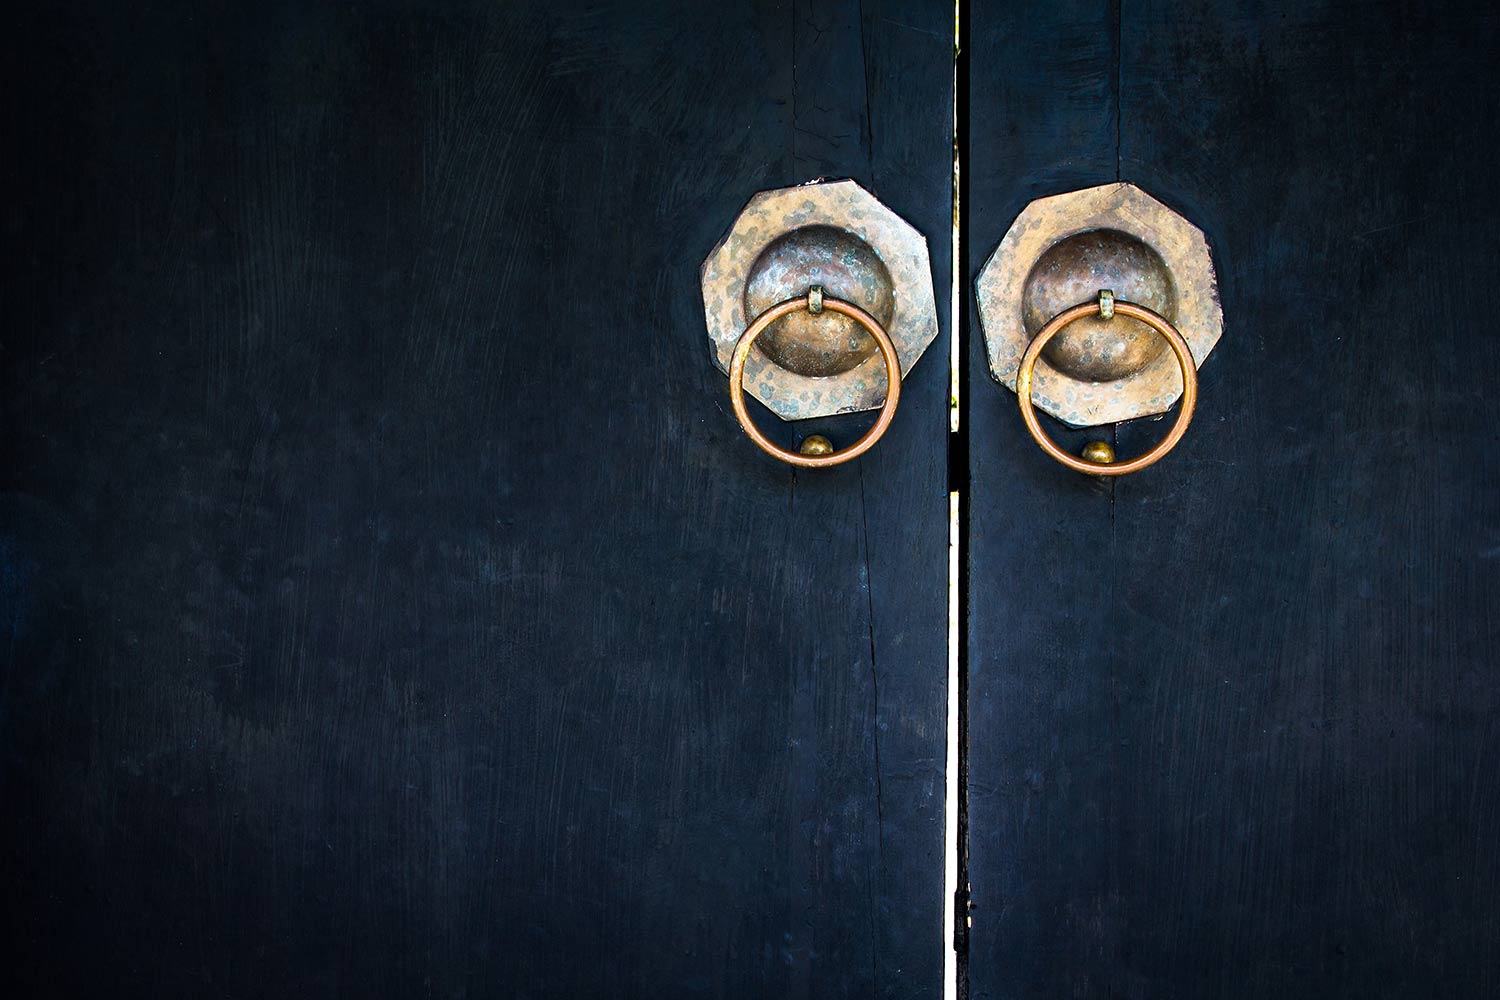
1080 440 1116 465
799 435 835 457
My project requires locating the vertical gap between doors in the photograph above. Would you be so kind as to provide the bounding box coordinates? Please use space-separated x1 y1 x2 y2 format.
947 2 971 999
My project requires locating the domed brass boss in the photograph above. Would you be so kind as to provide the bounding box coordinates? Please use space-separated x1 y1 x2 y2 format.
977 183 1222 474
701 179 939 465
1023 229 1175 382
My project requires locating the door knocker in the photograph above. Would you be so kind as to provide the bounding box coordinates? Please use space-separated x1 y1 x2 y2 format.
977 182 1223 475
701 179 939 467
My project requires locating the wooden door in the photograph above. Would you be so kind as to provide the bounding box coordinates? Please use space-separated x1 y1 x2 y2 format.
0 2 952 995
964 0 1500 996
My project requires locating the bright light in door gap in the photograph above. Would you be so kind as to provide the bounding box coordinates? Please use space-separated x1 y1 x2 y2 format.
944 489 959 999
949 48 961 434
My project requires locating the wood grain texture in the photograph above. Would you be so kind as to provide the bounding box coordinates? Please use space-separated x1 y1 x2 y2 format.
0 1 951 996
967 0 1500 996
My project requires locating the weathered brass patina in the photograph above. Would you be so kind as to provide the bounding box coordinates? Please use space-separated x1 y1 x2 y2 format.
702 179 938 421
745 227 895 377
978 182 1222 427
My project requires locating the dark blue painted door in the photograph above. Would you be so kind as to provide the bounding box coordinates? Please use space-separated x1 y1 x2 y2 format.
0 2 953 996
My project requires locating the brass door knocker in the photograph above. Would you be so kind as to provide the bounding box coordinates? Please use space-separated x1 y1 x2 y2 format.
978 183 1223 475
701 179 939 467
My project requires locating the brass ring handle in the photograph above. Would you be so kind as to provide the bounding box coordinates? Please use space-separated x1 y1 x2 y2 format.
1017 296 1198 476
729 290 902 468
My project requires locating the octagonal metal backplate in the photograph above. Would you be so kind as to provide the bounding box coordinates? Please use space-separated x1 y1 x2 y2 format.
977 182 1222 427
701 179 938 421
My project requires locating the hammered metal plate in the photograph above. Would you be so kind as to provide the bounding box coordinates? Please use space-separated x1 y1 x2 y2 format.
977 182 1222 427
701 179 938 421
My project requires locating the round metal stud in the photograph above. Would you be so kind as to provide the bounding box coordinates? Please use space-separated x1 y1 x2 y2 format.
1080 440 1116 465
798 434 835 456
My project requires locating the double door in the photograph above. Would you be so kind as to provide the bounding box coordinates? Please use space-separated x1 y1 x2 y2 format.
1 1 1495 997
